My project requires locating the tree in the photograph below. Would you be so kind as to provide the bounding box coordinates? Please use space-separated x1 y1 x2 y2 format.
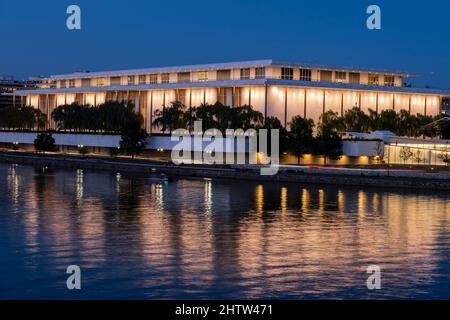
52 101 137 133
378 109 398 132
152 101 187 133
230 104 264 131
399 146 413 164
417 114 439 138
52 103 90 132
318 110 344 134
34 132 56 153
315 113 342 166
260 116 288 156
191 102 263 134
191 103 220 131
120 116 148 159
287 116 314 165
373 141 384 163
35 108 48 131
343 106 370 132
314 131 343 166
397 109 418 137
367 108 381 132
438 152 450 166
0 105 47 130
414 149 424 165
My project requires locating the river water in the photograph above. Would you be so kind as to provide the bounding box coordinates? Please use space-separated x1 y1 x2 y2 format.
1 162 450 299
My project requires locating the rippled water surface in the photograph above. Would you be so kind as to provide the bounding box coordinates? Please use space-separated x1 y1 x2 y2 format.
1 162 450 299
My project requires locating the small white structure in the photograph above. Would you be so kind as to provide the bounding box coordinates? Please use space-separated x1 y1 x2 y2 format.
345 131 450 166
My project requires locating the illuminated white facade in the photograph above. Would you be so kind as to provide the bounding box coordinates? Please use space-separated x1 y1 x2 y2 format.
11 59 450 133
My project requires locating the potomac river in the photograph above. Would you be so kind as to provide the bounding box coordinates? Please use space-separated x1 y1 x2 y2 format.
1 162 450 299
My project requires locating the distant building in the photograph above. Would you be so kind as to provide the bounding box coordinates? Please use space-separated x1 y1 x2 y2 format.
443 97 450 115
6 59 450 132
0 76 43 107
0 76 25 107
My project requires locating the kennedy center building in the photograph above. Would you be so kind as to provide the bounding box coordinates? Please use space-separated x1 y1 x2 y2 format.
13 60 450 132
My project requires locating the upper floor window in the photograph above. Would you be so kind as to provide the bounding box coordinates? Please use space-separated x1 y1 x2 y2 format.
384 75 395 86
299 69 312 81
281 67 294 80
178 72 191 83
149 74 158 84
138 75 146 84
349 72 360 84
335 72 347 83
68 79 75 88
81 78 91 87
110 76 121 86
198 71 208 82
320 70 332 82
127 75 135 85
240 68 250 80
217 69 231 81
368 74 379 86
161 73 170 83
60 80 66 88
96 78 105 86
255 67 265 79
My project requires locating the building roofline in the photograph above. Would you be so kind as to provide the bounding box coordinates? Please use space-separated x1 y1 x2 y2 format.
8 79 450 96
46 59 414 81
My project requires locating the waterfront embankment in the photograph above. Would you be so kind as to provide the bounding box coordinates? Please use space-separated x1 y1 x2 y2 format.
1 152 450 190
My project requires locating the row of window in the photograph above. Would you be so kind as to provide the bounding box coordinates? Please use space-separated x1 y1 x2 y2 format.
59 68 397 88
60 68 267 88
281 67 396 86
60 79 76 88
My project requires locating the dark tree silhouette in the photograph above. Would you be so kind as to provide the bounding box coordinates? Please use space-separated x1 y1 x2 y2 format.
287 116 314 165
120 115 148 159
34 132 56 153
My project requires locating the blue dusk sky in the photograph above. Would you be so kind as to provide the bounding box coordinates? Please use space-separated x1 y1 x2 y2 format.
1 0 449 88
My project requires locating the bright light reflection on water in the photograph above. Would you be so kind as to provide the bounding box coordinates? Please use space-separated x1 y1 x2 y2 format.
1 163 450 299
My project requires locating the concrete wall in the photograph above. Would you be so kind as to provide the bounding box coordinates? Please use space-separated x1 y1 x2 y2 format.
0 132 255 153
0 131 121 148
342 140 382 157
0 132 383 158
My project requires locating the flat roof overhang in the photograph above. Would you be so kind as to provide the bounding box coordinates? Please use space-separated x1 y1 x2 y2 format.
7 79 450 96
46 59 413 81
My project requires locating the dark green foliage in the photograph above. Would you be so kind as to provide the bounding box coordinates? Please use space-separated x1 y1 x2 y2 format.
152 101 264 134
316 111 343 166
318 110 344 134
342 106 370 132
152 101 188 133
51 101 137 133
287 116 315 164
319 107 442 138
314 131 343 166
0 105 47 130
260 116 288 156
34 132 56 153
120 114 148 159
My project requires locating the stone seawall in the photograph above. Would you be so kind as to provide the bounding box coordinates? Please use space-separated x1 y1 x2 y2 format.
1 153 450 191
